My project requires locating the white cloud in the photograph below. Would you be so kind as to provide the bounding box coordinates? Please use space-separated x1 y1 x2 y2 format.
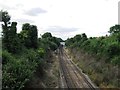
41 26 79 40
0 0 119 39
14 18 34 23
24 8 47 16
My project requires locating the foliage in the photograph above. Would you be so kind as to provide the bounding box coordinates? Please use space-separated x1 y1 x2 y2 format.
69 41 119 88
2 50 13 64
0 10 10 27
1 11 62 89
2 50 38 89
1 10 21 53
37 48 45 58
66 25 120 65
19 23 38 49
40 32 61 51
42 32 52 38
109 25 120 34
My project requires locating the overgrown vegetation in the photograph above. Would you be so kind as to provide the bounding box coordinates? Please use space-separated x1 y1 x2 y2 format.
1 10 62 89
1 9 119 89
65 25 120 87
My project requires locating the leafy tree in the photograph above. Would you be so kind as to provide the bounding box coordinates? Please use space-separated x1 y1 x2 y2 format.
30 25 38 49
109 25 120 34
1 11 10 49
1 10 62 89
109 25 120 43
7 22 21 53
107 42 120 57
74 34 82 41
20 23 31 48
1 11 21 53
51 37 60 46
0 10 10 27
41 32 61 51
19 23 38 49
42 32 52 38
81 33 87 41
65 38 74 47
22 23 30 30
49 41 58 51
65 26 120 65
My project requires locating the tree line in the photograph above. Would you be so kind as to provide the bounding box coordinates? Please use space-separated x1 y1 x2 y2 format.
65 25 120 65
65 25 120 87
1 10 62 89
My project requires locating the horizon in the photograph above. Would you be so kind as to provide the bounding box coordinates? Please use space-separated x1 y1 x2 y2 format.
0 0 119 40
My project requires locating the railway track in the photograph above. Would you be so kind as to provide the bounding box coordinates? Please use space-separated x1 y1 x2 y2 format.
59 47 97 89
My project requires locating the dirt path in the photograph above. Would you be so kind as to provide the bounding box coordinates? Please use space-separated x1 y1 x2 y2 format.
59 47 96 89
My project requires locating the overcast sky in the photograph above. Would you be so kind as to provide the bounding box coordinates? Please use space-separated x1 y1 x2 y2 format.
0 0 119 40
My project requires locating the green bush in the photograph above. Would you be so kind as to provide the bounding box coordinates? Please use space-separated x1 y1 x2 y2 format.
111 56 120 65
107 42 120 57
2 50 13 64
25 49 38 61
2 50 38 89
66 29 120 65
1 11 61 89
37 48 45 58
49 42 58 51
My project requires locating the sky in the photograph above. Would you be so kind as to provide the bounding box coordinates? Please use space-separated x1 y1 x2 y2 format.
0 0 119 40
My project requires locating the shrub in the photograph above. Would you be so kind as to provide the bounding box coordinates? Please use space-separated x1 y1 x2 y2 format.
2 50 13 64
2 50 38 89
111 56 120 65
49 42 58 51
107 42 120 57
37 48 45 58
